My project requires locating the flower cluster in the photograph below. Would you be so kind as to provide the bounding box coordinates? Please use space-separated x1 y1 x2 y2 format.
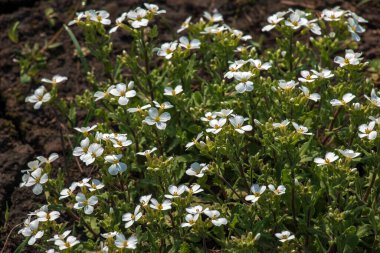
19 3 380 253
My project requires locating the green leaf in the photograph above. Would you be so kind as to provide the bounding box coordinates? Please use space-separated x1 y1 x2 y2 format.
64 25 89 73
7 21 20 43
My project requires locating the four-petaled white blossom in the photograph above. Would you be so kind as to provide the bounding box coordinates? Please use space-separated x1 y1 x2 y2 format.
165 185 187 199
181 214 199 227
358 122 377 140
110 82 136 105
330 93 356 106
164 85 183 96
245 184 266 203
275 231 295 243
204 210 227 226
234 72 253 93
122 205 143 228
150 198 172 210
25 86 51 109
268 184 286 195
73 193 98 214
299 86 320 102
314 152 339 166
143 107 171 130
115 233 138 249
206 118 227 134
41 75 68 85
25 168 49 195
104 154 127 175
334 49 363 67
337 149 361 159
157 42 178 59
229 115 252 134
179 36 201 50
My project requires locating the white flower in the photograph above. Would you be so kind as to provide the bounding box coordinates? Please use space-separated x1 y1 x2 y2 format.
185 132 204 150
109 13 127 33
164 85 183 96
292 122 313 135
25 86 51 109
137 147 157 157
74 125 97 134
144 3 166 15
41 75 68 85
284 12 308 30
186 162 209 178
179 36 201 50
101 231 117 239
149 198 172 210
128 104 151 113
203 10 223 23
299 86 320 102
77 178 91 188
48 230 71 242
22 219 44 245
298 70 317 83
157 42 178 59
123 205 143 228
347 17 365 41
37 153 59 165
186 205 206 214
25 168 48 195
321 7 345 21
104 154 127 175
201 112 217 122
110 135 132 148
139 194 152 207
143 107 171 130
273 119 290 129
216 109 233 118
248 59 272 70
337 149 361 159
88 179 105 192
278 80 298 91
68 12 85 26
186 184 204 194
262 13 284 32
115 233 138 249
334 49 362 67
204 210 227 226
365 89 380 107
73 193 98 214
181 214 199 227
23 160 41 173
245 184 266 203
165 185 187 199
110 82 136 105
73 138 90 159
127 7 148 28
268 184 286 195
330 93 355 106
177 16 192 33
90 10 111 25
36 210 60 222
94 85 115 101
59 182 77 200
234 72 253 93
358 122 377 140
229 115 252 134
311 69 334 79
224 60 246 79
206 118 227 134
275 231 295 243
82 143 104 165
153 100 173 109
307 20 321 35
55 235 80 250
314 152 339 166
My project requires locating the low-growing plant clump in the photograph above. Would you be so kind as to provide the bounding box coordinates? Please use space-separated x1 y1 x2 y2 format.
14 3 380 252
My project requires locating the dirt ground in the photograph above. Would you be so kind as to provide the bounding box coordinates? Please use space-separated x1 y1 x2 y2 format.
0 0 379 252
